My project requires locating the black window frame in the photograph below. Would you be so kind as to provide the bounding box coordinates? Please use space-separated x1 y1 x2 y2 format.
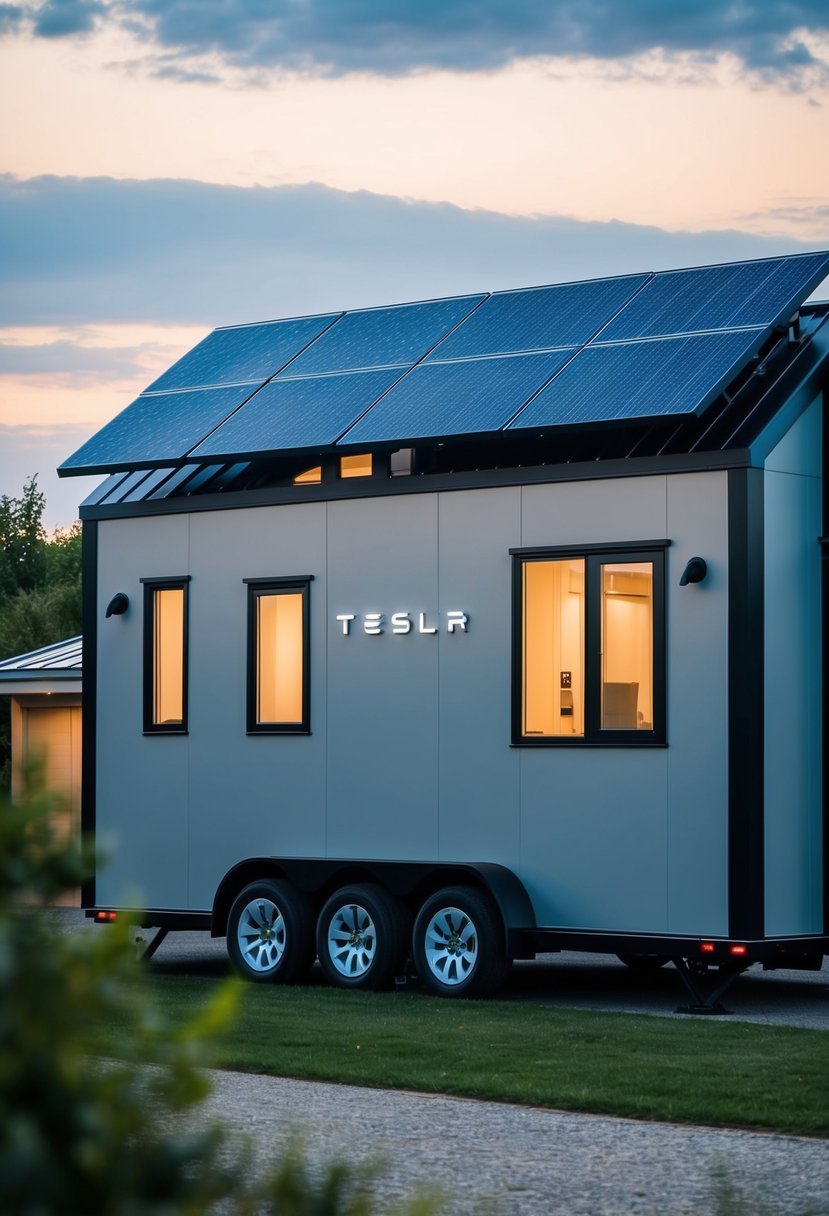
244 576 313 735
511 540 668 747
141 575 191 735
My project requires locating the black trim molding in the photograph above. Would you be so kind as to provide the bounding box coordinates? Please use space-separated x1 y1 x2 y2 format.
80 520 98 909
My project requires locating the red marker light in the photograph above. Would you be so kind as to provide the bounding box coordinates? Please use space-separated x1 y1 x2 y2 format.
94 910 118 923
730 944 747 956
700 941 715 954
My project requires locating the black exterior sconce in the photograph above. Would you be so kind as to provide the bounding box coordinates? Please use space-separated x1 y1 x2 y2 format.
105 592 130 617
679 557 707 587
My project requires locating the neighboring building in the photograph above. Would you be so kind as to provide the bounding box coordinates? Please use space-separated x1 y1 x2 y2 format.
57 252 829 1007
0 637 83 905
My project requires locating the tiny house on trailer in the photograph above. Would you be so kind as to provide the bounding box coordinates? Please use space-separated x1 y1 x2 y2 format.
60 253 829 1010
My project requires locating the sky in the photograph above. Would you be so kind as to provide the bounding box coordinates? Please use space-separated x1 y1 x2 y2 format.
1 1 828 528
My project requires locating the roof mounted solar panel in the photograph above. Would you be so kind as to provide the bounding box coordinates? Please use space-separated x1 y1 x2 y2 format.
600 252 829 342
145 314 341 392
340 351 574 445
60 384 262 473
508 329 767 430
428 274 651 360
283 294 486 377
191 368 406 458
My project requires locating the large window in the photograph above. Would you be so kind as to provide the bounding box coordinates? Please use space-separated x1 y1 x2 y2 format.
245 577 312 734
512 543 666 745
142 577 190 733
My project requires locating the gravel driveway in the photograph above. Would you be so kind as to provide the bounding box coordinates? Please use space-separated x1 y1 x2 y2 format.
202 1070 829 1216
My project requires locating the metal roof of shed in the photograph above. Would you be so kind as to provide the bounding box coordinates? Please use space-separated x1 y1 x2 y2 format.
61 252 829 482
0 637 83 692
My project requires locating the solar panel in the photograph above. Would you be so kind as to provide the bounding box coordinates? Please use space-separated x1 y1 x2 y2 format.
191 368 406 458
340 352 574 444
429 274 651 360
284 294 486 376
600 253 829 342
145 314 341 392
59 384 260 472
509 330 766 430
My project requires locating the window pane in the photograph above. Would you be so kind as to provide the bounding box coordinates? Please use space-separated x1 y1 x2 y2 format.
340 453 372 478
257 592 304 724
293 465 322 485
601 562 653 730
153 588 184 725
522 559 584 737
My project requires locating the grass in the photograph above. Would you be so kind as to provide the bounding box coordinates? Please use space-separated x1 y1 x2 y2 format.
96 975 829 1138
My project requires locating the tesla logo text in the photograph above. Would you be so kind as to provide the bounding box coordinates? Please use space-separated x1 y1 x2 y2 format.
335 611 469 636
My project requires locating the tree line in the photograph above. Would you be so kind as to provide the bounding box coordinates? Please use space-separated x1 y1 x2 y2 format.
0 476 82 789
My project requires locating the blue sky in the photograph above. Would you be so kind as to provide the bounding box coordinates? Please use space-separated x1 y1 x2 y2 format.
1 1 828 525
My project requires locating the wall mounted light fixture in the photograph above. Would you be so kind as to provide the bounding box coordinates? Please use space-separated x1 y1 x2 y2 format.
105 592 130 617
679 557 707 587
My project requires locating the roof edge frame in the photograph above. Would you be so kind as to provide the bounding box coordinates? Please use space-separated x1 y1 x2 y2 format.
80 446 754 523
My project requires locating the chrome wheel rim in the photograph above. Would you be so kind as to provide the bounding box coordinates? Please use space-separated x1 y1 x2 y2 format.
423 905 478 986
326 903 377 978
236 897 286 973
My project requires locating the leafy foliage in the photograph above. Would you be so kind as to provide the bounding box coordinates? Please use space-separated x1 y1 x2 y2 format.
0 478 83 792
0 770 436 1214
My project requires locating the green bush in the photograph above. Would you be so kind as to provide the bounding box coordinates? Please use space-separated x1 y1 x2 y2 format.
0 772 434 1215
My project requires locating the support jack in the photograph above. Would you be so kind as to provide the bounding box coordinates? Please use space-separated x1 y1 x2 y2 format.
672 958 747 1015
134 927 169 961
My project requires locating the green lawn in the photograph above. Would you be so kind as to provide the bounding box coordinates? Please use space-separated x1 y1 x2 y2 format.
98 975 829 1137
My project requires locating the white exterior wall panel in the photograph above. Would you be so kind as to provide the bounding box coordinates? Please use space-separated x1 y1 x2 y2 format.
96 513 190 909
94 469 736 933
665 472 730 936
764 397 824 935
187 504 328 909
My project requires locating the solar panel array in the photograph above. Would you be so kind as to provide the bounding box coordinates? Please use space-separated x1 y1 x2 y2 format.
60 253 829 476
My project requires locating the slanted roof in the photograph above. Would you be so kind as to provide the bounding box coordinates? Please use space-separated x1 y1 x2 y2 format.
61 252 829 486
0 637 83 695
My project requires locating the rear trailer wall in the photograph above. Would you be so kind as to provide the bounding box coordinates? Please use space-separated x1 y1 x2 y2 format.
93 470 734 938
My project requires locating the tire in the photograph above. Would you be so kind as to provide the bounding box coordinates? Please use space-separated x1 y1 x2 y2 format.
413 886 508 999
616 953 671 971
227 879 315 984
316 884 409 991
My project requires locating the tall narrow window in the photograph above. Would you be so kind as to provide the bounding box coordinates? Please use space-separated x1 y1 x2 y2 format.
245 577 312 733
142 577 189 733
513 544 665 745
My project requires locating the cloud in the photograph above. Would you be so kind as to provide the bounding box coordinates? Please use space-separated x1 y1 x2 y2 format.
2 174 823 329
32 0 103 37
0 338 148 376
7 0 829 85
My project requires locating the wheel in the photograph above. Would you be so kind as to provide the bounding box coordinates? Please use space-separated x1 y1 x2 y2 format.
617 953 671 971
227 879 315 984
316 884 408 991
412 886 508 999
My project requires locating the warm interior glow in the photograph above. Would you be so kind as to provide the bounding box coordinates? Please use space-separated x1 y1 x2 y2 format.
522 559 584 737
293 466 322 484
601 562 653 730
153 588 184 725
340 453 373 478
257 592 304 724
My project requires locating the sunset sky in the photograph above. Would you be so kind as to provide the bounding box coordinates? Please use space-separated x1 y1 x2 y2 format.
1 1 828 526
